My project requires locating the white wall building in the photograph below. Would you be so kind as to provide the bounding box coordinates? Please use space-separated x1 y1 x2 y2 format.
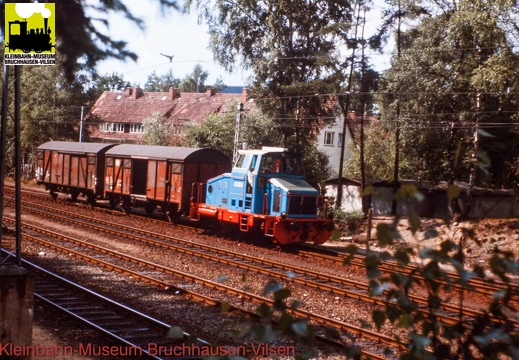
316 111 376 176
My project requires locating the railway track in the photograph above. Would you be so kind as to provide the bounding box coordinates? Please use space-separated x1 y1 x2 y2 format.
16 185 519 301
7 184 519 357
0 249 208 360
17 202 501 326
2 214 398 359
296 244 519 301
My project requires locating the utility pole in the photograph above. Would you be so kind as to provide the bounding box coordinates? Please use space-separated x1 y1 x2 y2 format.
336 1 362 210
14 66 22 266
391 0 403 216
0 65 9 256
79 105 85 142
0 65 22 265
233 103 243 163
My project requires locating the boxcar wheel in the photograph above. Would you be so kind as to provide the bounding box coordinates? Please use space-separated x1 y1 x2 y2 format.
109 195 118 209
87 194 96 206
122 201 131 214
145 204 155 215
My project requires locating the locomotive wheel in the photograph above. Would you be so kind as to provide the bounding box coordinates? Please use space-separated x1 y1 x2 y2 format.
251 219 269 245
70 191 79 201
23 49 31 53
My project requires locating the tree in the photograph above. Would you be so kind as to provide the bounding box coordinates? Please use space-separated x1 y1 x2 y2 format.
344 120 398 181
0 61 90 168
183 100 331 185
187 0 355 152
379 0 519 189
143 70 180 92
179 64 208 93
184 100 282 158
87 72 132 100
141 112 176 146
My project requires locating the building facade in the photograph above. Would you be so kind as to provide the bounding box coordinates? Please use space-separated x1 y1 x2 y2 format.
86 87 250 144
316 111 377 176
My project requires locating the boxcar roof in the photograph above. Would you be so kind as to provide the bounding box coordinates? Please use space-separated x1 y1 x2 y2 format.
38 141 116 154
106 144 228 162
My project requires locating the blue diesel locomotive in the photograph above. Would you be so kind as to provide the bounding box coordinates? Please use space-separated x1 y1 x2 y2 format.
191 147 333 245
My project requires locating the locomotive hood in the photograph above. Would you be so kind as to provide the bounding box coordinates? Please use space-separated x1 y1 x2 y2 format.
268 177 319 194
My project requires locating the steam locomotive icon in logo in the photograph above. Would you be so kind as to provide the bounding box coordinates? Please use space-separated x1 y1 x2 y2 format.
5 3 55 54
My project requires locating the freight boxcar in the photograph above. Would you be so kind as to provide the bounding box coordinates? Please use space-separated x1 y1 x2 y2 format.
36 141 116 204
103 145 231 218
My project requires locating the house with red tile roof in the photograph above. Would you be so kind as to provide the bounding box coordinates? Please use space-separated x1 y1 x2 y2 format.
86 87 250 144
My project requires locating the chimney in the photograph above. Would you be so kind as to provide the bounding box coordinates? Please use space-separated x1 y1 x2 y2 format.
124 87 132 96
168 87 181 100
132 87 143 99
206 88 216 97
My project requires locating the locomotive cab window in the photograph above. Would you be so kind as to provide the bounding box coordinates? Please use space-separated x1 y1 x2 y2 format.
260 155 282 174
260 154 304 176
235 154 252 169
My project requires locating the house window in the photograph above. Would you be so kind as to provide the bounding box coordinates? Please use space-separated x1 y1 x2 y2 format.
338 133 343 147
100 123 125 132
324 131 334 146
100 123 114 132
130 124 144 133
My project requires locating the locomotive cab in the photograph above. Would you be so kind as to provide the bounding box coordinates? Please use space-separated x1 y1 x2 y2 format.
204 147 307 214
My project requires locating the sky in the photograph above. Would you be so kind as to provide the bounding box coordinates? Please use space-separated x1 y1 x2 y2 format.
91 0 251 88
92 0 390 89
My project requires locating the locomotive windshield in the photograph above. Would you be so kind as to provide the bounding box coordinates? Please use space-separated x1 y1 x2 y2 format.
259 154 304 176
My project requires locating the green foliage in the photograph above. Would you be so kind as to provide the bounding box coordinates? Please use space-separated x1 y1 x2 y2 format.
179 64 208 93
379 0 519 187
182 102 237 158
0 63 90 168
144 69 180 92
367 184 519 359
332 209 364 234
187 0 354 150
87 72 132 100
183 100 284 159
344 119 402 180
141 112 176 146
143 65 224 93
